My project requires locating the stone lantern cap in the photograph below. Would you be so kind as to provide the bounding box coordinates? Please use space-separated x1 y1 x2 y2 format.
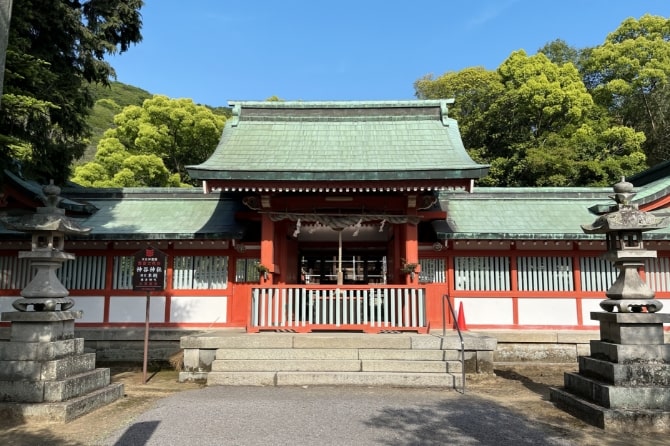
581 177 668 234
0 180 91 236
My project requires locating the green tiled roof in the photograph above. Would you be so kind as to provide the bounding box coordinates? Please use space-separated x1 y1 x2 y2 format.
187 100 489 182
437 186 670 240
0 188 244 240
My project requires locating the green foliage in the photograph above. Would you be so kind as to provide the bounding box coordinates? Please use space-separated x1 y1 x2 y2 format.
581 14 670 165
0 0 143 185
72 95 225 187
415 47 646 187
82 81 152 162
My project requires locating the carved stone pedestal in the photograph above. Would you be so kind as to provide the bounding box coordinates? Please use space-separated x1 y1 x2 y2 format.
550 312 670 432
0 311 124 423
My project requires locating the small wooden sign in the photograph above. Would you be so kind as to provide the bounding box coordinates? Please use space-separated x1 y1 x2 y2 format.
133 246 167 291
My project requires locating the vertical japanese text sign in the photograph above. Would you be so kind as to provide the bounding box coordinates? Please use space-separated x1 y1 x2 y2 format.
133 246 167 291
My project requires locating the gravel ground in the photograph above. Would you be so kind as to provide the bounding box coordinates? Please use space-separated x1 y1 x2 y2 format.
0 364 666 446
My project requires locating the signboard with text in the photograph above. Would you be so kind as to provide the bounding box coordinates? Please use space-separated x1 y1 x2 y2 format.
132 247 167 291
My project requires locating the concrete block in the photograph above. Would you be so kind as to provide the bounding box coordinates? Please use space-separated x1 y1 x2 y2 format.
550 386 670 433
556 331 599 344
409 335 443 350
0 360 43 380
215 348 358 360
183 334 294 349
564 372 670 410
207 371 276 386
579 356 670 386
182 348 201 371
41 353 96 381
475 350 495 374
590 340 670 363
211 359 361 372
0 379 45 403
275 371 458 388
599 320 665 345
178 371 207 383
10 320 76 343
43 368 111 402
361 360 447 373
292 334 410 349
494 343 578 363
358 349 445 361
0 382 124 423
0 338 84 361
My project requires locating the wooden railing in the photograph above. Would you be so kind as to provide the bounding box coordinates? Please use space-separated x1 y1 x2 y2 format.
249 285 427 333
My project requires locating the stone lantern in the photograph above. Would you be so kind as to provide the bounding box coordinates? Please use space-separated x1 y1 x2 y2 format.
551 177 670 432
2 180 90 312
580 177 666 313
0 181 123 423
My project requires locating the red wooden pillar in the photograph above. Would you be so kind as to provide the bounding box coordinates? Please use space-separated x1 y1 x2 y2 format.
261 213 275 284
404 223 419 284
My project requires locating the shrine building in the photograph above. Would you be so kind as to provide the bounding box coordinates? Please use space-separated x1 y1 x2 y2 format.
1 100 670 335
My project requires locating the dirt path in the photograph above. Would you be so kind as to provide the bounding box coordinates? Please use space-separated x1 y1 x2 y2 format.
0 364 666 445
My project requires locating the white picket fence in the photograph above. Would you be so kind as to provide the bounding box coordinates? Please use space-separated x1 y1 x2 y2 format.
250 286 426 331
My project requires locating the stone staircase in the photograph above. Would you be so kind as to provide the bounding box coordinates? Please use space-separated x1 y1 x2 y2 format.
179 331 497 388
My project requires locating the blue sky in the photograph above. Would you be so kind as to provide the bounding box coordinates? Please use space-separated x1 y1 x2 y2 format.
108 1 670 107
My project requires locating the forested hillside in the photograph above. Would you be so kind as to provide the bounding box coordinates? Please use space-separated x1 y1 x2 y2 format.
83 81 153 162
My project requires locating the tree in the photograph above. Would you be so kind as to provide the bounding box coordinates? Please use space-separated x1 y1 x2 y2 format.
414 67 503 151
414 50 646 187
0 0 143 184
71 137 181 187
538 39 582 68
581 14 670 165
72 95 226 187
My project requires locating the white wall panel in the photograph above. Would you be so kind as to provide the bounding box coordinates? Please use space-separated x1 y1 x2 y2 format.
518 298 577 325
109 296 166 323
72 296 105 323
454 298 514 325
170 296 228 324
0 296 17 313
581 299 604 326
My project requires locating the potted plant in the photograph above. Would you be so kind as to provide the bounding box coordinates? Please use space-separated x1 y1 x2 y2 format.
400 259 418 281
255 262 270 280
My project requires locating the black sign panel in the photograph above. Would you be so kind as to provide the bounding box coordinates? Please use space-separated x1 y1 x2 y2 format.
133 247 167 291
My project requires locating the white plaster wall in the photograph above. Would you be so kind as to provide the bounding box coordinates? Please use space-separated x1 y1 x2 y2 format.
109 296 166 323
518 298 577 325
170 296 228 324
581 298 605 326
454 298 514 325
72 296 105 323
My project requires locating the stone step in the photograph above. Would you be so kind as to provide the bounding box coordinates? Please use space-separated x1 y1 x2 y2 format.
215 348 359 360
550 386 670 432
212 359 362 372
563 372 670 410
0 382 125 423
44 368 111 402
182 332 496 351
211 358 459 374
214 348 452 361
579 356 670 386
207 371 461 388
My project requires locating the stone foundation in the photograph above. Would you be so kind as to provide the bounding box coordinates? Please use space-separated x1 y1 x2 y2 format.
550 312 670 432
0 311 124 423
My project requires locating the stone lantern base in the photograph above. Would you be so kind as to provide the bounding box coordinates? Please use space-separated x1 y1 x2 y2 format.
0 310 124 423
550 312 670 432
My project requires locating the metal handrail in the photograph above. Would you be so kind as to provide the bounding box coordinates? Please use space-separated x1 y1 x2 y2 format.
442 294 465 394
